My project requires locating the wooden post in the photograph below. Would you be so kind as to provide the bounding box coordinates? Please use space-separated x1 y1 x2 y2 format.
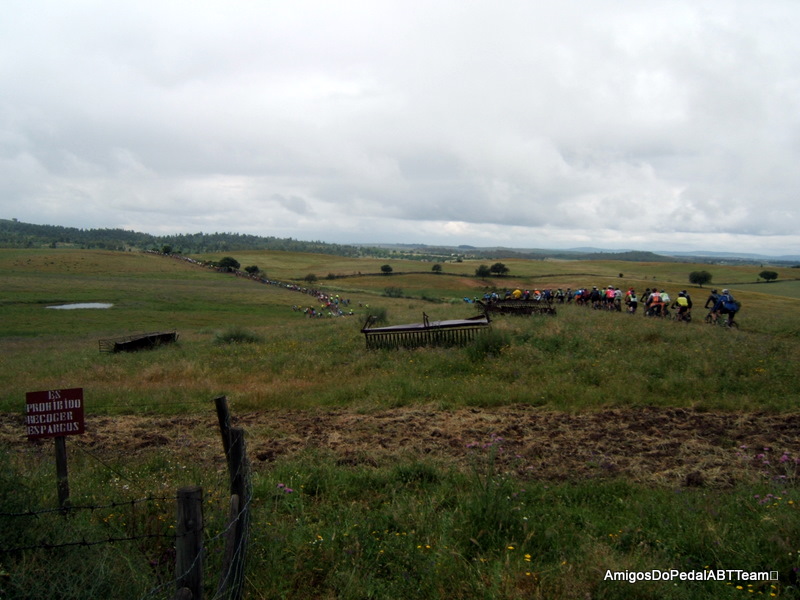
54 436 70 511
215 493 240 599
224 429 249 600
176 486 203 600
214 396 232 459
213 399 250 600
228 428 247 500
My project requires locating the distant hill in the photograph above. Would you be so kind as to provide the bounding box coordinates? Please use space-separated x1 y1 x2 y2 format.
1 218 797 265
0 218 363 257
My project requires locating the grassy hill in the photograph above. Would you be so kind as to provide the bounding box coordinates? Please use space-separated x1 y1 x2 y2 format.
1 247 799 599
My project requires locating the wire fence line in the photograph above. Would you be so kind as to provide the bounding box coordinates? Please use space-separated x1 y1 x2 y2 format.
0 495 177 519
1 486 250 597
1 395 252 600
0 532 180 554
0 493 183 556
136 485 253 600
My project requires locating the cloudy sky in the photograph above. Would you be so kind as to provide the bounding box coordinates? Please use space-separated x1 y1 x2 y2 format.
2 1 799 254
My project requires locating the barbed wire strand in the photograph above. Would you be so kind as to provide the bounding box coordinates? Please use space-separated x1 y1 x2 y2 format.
0 495 177 519
0 531 180 554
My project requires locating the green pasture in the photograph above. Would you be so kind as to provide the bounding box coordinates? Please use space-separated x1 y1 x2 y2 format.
2 247 800 599
1 248 799 413
3 442 799 600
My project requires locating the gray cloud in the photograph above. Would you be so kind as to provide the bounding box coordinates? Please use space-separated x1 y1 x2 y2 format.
1 0 798 254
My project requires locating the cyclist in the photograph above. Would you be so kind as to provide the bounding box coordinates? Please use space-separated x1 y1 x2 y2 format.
604 286 616 310
704 289 720 311
646 289 665 316
712 289 739 326
682 290 693 310
613 287 623 311
589 286 602 309
640 288 652 315
672 291 692 322
625 289 638 314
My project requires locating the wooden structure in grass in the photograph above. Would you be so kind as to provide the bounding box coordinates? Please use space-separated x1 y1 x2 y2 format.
361 312 490 350
99 331 179 353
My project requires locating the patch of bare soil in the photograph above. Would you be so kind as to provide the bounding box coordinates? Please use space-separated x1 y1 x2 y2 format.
3 406 799 487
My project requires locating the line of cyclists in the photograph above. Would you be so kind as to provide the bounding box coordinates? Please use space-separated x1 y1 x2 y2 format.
567 286 739 326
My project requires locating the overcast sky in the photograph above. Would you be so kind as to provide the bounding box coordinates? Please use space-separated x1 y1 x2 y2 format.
2 1 799 254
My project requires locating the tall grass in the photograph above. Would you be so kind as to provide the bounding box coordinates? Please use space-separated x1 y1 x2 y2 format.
2 248 800 599
4 441 797 599
2 298 798 414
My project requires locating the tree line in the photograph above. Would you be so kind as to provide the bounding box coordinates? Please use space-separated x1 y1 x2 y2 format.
0 219 362 256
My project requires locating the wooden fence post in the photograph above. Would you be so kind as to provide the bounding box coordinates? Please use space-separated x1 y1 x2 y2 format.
213 396 250 600
176 486 204 600
217 428 249 600
214 396 232 459
54 436 70 511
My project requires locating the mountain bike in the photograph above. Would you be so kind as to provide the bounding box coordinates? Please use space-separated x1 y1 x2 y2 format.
673 309 692 323
704 311 738 329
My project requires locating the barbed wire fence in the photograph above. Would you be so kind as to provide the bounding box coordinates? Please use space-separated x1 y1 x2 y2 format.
0 396 251 600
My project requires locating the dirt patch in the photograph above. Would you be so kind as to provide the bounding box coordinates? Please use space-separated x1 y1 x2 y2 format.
3 406 798 487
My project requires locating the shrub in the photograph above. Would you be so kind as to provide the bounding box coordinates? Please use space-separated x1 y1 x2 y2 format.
218 256 240 270
383 286 404 298
689 270 712 287
465 328 510 361
490 262 509 276
214 327 262 345
759 270 778 282
367 306 388 325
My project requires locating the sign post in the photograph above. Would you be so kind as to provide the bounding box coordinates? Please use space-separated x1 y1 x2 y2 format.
25 388 86 510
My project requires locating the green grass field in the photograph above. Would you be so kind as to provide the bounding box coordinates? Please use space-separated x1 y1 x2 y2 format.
1 248 799 599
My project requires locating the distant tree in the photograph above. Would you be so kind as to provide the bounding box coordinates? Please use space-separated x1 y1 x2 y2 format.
218 256 240 270
688 270 713 287
383 286 404 298
161 244 173 254
432 263 443 274
304 273 318 283
759 270 778 282
475 264 492 278
244 265 260 275
490 262 510 276
380 264 393 275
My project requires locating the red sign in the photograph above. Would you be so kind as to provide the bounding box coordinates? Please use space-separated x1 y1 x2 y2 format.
25 388 85 440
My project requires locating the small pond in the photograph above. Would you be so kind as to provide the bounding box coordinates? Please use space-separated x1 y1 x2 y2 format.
46 303 114 310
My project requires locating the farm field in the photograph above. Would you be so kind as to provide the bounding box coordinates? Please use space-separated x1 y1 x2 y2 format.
1 247 799 599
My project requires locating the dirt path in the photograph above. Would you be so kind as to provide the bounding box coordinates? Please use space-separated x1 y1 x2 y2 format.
3 406 799 487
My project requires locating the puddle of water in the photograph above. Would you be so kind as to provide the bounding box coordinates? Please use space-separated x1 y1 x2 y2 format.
46 303 114 310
